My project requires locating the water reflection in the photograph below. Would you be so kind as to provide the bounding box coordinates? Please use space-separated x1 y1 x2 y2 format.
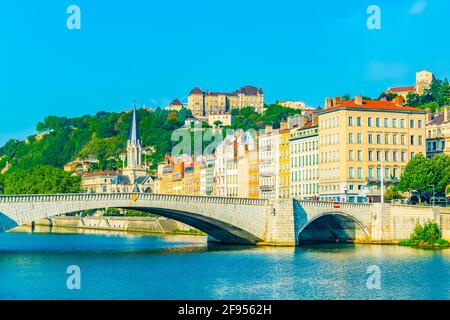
1 228 449 300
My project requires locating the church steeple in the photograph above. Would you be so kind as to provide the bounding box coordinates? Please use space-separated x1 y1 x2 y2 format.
126 107 143 170
128 107 140 145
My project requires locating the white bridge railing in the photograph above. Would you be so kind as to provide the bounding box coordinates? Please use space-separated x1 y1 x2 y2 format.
296 200 373 209
0 193 269 206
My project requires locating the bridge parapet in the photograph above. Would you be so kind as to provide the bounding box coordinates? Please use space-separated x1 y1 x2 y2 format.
0 193 269 206
296 200 373 210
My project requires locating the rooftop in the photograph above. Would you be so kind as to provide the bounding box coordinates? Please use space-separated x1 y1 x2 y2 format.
386 85 416 93
82 171 118 178
320 98 426 114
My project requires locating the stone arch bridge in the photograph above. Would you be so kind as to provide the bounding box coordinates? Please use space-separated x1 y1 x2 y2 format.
0 193 444 245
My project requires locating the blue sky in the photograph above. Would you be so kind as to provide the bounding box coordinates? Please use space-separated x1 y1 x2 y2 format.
1 0 449 146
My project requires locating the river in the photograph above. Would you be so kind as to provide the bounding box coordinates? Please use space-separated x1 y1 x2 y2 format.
0 226 449 300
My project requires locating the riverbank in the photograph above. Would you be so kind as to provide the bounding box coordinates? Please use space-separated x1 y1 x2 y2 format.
16 216 205 236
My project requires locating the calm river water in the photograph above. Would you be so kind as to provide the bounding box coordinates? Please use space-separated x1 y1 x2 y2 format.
0 226 449 300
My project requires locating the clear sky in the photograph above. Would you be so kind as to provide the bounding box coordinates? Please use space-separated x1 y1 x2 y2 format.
1 0 449 146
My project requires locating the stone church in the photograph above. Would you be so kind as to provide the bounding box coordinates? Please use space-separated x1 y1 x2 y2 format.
111 108 154 193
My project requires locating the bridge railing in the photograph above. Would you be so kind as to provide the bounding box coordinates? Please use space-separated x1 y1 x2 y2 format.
0 193 269 206
295 199 374 209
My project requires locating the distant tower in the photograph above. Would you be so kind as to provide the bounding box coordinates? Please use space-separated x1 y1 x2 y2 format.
123 107 147 185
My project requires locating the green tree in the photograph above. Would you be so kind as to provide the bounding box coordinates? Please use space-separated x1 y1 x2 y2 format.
213 120 223 128
398 153 450 196
0 174 4 194
379 92 398 101
3 165 81 194
384 185 404 201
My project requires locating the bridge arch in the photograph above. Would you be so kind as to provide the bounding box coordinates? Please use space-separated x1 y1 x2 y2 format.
0 193 269 245
297 212 370 245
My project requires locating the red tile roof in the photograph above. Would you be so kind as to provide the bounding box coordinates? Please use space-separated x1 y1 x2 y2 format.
322 99 426 113
387 85 416 93
189 86 263 96
82 171 118 178
170 99 182 106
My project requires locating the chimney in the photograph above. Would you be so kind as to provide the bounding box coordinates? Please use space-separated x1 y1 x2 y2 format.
312 114 318 126
333 97 341 105
265 125 273 134
354 95 363 105
445 106 450 122
426 108 433 123
280 120 288 131
325 97 333 109
393 95 405 107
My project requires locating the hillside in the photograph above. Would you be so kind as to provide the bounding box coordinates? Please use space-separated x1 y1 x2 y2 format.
0 105 302 194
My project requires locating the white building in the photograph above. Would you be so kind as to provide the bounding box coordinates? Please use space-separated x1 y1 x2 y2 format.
258 126 281 199
200 157 215 196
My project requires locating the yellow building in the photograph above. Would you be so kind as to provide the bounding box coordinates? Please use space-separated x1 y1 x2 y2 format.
157 155 174 194
166 99 184 111
247 140 260 198
318 96 427 203
172 163 184 195
416 70 434 94
279 122 291 198
82 171 118 193
183 164 201 196
208 113 233 127
188 86 264 117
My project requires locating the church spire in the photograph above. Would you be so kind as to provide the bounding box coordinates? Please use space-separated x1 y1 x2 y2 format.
128 106 140 144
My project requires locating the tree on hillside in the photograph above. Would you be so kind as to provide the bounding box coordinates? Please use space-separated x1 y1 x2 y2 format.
3 165 81 194
379 92 398 101
213 120 223 128
0 174 4 194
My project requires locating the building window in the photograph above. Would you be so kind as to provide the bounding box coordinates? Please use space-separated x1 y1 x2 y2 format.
349 167 354 179
348 116 354 126
368 117 373 127
385 151 389 162
392 118 397 128
410 135 415 145
410 119 414 128
376 117 381 127
411 152 415 159
357 167 363 179
418 135 423 145
385 167 390 179
393 167 398 179
401 135 406 145
357 117 362 126
401 151 406 162
377 167 381 179
368 150 374 161
393 134 398 145
376 150 381 161
418 119 423 128
369 167 374 179
349 150 354 161
400 119 405 128
376 134 381 144
385 134 389 144
368 133 373 144
357 150 362 161
393 151 398 162
348 133 354 143
357 133 362 144
384 118 389 128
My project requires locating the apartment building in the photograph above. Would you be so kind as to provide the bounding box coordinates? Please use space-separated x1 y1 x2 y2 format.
290 121 319 199
318 95 427 203
188 86 264 117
